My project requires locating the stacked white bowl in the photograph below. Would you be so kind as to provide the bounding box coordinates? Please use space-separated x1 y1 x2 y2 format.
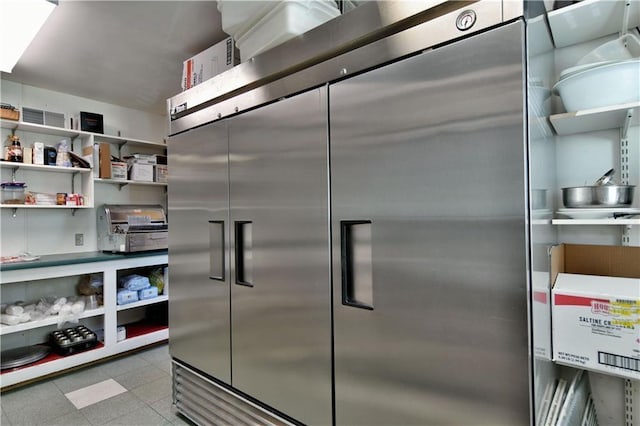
553 33 640 111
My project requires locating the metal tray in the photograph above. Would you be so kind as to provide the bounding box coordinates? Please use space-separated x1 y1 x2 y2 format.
1 345 50 370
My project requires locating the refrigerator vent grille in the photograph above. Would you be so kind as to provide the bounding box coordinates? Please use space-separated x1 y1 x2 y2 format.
172 361 292 426
22 107 66 128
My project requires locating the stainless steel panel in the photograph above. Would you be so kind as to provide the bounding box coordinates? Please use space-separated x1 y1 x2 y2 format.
330 22 530 425
173 361 294 426
229 88 331 425
168 121 231 384
169 0 479 120
169 0 508 134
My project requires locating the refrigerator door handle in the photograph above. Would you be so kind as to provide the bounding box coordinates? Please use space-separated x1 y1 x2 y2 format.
234 221 253 287
340 220 374 310
208 220 225 281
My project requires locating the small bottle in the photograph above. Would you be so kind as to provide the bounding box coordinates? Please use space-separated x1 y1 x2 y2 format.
8 135 22 163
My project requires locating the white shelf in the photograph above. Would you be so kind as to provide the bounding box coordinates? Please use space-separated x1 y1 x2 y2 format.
0 204 92 209
550 102 640 135
0 162 92 174
94 134 166 149
0 328 167 388
548 0 640 48
0 119 84 139
94 178 167 187
0 308 105 336
552 218 640 225
0 119 164 148
0 254 168 389
116 295 168 312
114 328 168 351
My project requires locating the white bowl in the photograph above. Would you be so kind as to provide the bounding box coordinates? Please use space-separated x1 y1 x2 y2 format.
553 59 640 111
558 60 618 81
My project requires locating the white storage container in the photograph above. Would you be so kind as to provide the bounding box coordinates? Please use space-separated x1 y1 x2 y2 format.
236 0 340 61
217 1 280 38
552 58 640 111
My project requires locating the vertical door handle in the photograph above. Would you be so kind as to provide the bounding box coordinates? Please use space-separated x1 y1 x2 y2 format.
341 220 373 310
208 220 225 281
235 221 253 287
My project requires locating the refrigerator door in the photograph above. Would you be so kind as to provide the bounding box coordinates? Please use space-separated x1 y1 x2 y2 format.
168 121 231 384
330 22 531 425
229 88 332 425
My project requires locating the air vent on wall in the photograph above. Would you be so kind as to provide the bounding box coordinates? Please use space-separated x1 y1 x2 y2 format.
22 107 66 129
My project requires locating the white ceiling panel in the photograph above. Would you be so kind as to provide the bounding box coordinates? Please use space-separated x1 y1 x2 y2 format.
1 1 227 115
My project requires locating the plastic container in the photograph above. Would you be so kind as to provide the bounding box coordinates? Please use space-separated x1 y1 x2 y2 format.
236 0 340 61
553 59 640 111
138 286 158 300
217 1 280 38
1 182 27 204
117 289 139 305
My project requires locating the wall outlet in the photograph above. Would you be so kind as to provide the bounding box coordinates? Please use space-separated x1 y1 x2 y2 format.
75 233 84 246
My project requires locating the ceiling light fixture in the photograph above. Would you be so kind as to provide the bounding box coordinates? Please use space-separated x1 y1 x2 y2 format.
0 0 57 73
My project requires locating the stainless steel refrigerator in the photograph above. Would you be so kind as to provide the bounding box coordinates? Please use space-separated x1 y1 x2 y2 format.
169 89 332 425
329 21 530 425
168 2 531 425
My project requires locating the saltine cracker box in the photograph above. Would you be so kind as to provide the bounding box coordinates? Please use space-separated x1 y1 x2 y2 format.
550 244 640 380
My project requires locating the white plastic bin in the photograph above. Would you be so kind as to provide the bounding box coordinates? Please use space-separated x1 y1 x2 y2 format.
236 0 340 61
217 1 280 39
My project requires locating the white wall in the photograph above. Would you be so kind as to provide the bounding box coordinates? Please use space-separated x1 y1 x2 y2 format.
0 81 168 256
1 80 167 141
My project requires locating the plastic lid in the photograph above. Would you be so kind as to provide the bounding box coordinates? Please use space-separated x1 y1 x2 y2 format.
1 182 26 188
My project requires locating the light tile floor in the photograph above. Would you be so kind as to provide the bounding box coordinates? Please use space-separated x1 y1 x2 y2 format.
1 343 193 426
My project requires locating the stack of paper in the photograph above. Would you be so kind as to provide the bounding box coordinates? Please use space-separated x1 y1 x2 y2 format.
541 369 598 426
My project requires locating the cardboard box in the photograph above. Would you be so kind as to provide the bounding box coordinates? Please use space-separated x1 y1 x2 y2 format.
99 143 111 178
181 37 240 91
128 163 153 182
82 145 96 168
33 142 44 165
111 162 127 181
0 107 19 121
551 244 640 380
532 270 551 360
125 154 157 165
155 165 168 183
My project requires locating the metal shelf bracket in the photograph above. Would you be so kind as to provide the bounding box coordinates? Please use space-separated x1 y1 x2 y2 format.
622 108 633 140
621 0 631 36
620 109 632 186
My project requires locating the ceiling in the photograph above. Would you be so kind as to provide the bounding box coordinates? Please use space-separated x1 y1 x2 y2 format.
0 1 228 116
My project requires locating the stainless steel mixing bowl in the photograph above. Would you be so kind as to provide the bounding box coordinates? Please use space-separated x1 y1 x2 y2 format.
562 185 635 208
